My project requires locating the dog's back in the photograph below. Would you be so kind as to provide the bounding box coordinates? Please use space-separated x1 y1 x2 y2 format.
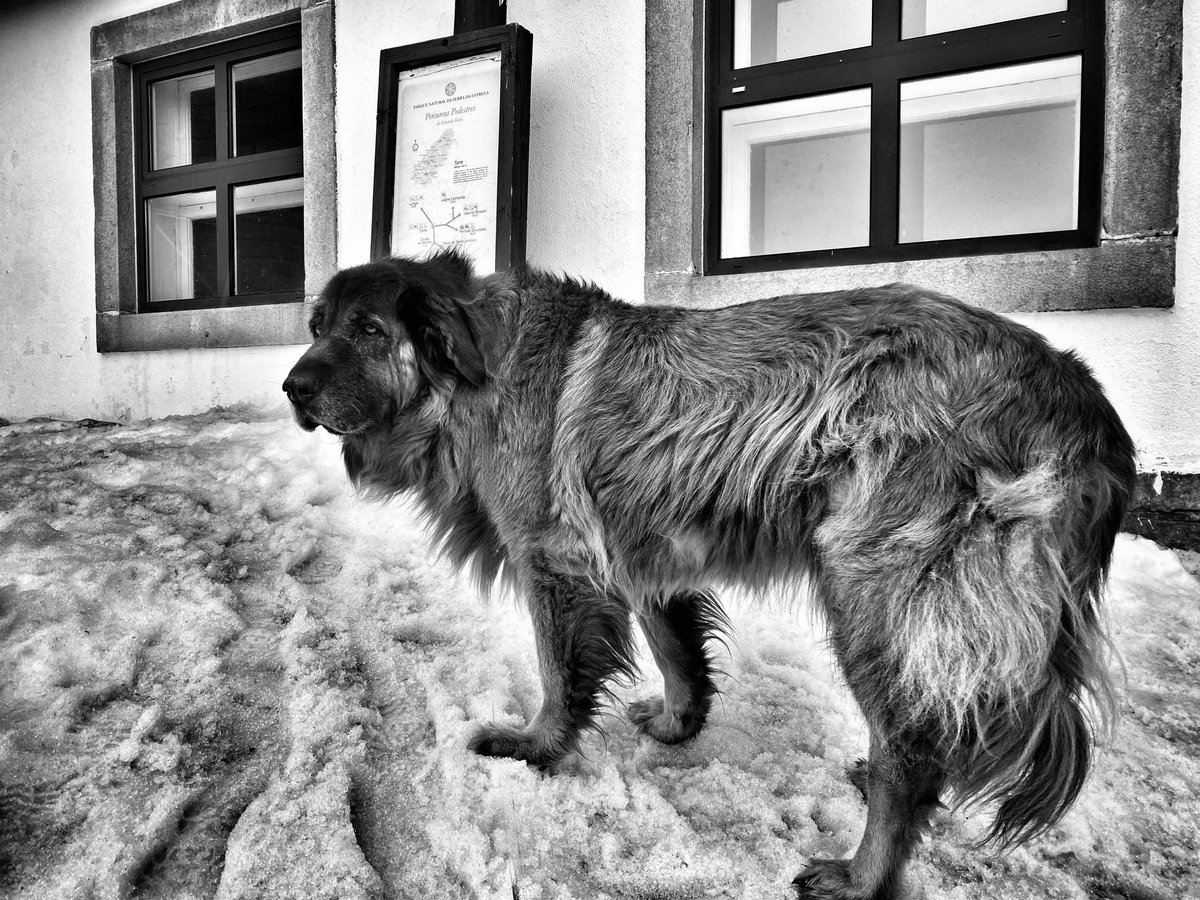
548 284 1132 572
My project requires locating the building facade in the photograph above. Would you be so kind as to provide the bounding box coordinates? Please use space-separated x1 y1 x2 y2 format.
0 0 1195 533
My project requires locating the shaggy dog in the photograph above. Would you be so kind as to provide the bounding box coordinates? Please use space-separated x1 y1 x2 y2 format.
284 250 1135 899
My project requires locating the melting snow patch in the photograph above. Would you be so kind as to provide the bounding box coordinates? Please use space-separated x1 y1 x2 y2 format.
0 409 1197 899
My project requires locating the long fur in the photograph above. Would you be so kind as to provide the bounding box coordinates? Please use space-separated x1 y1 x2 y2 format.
284 250 1136 897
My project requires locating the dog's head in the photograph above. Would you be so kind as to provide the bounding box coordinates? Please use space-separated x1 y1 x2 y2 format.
283 250 488 437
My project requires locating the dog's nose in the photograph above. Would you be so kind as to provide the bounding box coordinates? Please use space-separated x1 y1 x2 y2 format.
283 371 317 404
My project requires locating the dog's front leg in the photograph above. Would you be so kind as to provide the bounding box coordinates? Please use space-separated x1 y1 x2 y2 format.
628 590 729 744
468 558 636 766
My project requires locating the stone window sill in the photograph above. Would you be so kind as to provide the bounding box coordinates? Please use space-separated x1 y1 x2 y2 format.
96 302 314 353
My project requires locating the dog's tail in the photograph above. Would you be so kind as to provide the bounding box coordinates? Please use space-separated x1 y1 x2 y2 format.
952 444 1134 847
963 672 1093 848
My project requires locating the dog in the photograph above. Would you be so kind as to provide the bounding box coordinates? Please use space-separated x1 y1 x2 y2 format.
284 250 1135 899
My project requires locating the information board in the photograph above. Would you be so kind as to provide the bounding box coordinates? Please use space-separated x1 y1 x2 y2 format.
372 25 532 274
391 53 502 272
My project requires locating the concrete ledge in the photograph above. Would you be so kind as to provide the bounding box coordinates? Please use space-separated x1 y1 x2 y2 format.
97 302 313 353
646 234 1175 312
91 60 137 314
301 0 337 297
1104 0 1183 234
92 0 300 62
1126 472 1200 554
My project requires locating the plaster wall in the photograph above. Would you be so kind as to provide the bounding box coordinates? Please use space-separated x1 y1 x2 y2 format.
0 0 646 422
0 0 1194 472
332 0 450 270
1008 1 1200 471
0 0 307 423
333 0 647 302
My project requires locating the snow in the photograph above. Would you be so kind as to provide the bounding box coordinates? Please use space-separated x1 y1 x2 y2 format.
0 407 1197 900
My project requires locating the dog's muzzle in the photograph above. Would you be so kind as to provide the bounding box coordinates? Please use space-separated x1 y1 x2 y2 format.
283 349 332 431
282 370 317 408
282 375 321 431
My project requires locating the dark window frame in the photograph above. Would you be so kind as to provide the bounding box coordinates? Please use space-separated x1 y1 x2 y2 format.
133 25 303 312
704 0 1106 275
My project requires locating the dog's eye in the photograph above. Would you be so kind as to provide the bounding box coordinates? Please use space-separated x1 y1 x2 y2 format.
363 323 380 336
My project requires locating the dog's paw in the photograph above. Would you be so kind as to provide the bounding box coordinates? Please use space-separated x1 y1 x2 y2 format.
628 698 704 744
467 722 569 768
792 859 870 900
846 757 869 802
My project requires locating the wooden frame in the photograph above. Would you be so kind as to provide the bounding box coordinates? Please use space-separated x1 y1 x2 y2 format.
132 25 304 312
704 0 1106 275
371 23 533 273
455 0 508 33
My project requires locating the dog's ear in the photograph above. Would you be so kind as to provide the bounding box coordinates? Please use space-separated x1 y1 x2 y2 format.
396 251 491 386
428 297 489 386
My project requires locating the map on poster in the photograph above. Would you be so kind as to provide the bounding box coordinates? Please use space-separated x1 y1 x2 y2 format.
391 52 502 274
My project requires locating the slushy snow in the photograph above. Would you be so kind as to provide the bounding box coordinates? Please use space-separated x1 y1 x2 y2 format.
0 408 1197 899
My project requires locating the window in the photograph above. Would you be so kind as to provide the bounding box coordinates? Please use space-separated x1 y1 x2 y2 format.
646 0 1178 312
92 0 336 353
706 0 1104 274
134 28 304 311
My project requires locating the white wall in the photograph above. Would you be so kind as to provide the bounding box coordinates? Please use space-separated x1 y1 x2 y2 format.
333 0 451 269
0 0 1194 473
1009 3 1200 471
0 0 646 423
334 0 646 301
0 0 306 423
509 0 647 302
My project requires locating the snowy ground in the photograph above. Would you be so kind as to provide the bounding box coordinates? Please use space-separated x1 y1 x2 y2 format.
1 408 1198 900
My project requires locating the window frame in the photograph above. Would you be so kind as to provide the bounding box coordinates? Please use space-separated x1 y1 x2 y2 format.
91 0 337 354
704 0 1106 275
132 25 304 312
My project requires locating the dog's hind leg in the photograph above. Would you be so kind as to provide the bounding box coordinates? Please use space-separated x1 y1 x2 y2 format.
794 730 945 900
468 557 637 767
628 590 729 744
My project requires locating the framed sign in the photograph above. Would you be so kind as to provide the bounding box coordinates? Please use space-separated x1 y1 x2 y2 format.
371 24 532 274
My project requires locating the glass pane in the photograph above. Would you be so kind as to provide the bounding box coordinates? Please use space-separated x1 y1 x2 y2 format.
146 191 217 302
233 49 302 156
234 177 304 294
899 57 1080 244
733 0 871 67
902 0 1067 39
150 70 216 169
722 89 871 258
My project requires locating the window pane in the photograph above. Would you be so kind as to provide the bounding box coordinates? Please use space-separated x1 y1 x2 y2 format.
150 70 216 169
233 50 302 156
146 191 218 301
722 89 871 258
733 0 871 67
234 177 304 294
899 57 1080 244
902 0 1067 39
